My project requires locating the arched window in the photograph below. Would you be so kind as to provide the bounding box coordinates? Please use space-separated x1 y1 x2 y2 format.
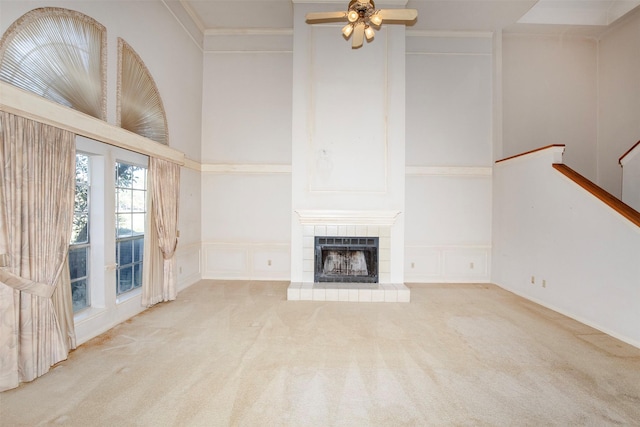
0 7 106 120
118 38 169 145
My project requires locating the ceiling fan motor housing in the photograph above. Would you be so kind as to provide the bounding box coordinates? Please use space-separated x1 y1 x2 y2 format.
349 0 377 22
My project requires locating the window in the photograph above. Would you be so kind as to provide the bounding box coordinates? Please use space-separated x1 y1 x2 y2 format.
0 7 107 119
69 153 90 312
118 38 169 145
115 162 147 295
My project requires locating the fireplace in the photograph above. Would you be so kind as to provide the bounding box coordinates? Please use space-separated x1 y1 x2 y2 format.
315 236 379 283
288 212 409 302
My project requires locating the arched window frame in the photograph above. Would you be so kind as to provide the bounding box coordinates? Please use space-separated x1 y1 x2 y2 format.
117 38 169 145
0 7 107 120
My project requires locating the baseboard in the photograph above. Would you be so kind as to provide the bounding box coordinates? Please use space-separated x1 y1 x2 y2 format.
494 282 640 350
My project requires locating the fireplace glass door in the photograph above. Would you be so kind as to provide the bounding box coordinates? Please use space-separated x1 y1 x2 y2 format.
314 237 379 283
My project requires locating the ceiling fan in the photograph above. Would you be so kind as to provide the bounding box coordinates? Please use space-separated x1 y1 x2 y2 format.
306 0 417 49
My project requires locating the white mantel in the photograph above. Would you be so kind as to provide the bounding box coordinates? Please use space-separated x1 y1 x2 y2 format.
295 210 402 226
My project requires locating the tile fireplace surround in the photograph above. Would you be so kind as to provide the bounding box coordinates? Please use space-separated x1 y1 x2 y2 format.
287 210 410 302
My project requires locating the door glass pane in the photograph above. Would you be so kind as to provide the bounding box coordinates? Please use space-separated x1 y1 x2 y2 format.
117 188 132 212
69 247 87 279
115 161 146 296
116 163 135 187
118 240 133 266
132 166 146 189
133 237 144 263
70 153 90 312
131 213 145 235
71 153 90 245
72 211 89 243
116 213 132 237
118 266 133 294
71 279 88 312
132 189 145 212
133 263 143 288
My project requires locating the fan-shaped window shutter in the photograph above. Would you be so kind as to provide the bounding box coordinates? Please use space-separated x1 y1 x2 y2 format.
118 39 169 145
0 7 106 120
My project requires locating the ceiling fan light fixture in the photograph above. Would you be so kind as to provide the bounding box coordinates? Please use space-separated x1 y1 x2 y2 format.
364 25 375 40
305 0 417 49
342 23 354 38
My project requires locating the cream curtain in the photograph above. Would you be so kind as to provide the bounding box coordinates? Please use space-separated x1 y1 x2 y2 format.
0 112 76 392
142 157 179 306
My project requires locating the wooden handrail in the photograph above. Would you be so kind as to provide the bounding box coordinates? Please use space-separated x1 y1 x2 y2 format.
495 144 565 163
619 140 640 165
553 164 640 228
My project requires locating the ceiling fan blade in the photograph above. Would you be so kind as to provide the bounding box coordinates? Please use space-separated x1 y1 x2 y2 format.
352 23 365 48
377 9 418 21
306 11 348 22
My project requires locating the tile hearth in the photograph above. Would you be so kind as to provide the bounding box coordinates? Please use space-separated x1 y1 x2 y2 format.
287 282 410 303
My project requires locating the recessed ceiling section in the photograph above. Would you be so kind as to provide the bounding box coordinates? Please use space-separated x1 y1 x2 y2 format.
169 0 640 38
518 0 640 26
182 0 294 29
405 0 538 31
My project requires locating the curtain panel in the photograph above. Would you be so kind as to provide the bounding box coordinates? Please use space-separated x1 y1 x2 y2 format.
142 157 179 306
0 112 76 391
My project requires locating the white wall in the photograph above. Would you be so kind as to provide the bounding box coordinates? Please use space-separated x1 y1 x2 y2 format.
177 166 202 287
201 52 292 165
200 27 496 284
200 173 291 280
502 33 598 183
598 8 640 197
492 146 640 347
621 144 640 211
200 37 293 280
404 34 493 282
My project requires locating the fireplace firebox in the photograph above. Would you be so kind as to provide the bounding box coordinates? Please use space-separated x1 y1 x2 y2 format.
314 236 379 283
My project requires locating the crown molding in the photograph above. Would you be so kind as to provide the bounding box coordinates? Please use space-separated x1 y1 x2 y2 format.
201 163 292 174
293 0 408 5
407 30 494 39
204 28 293 36
406 166 492 177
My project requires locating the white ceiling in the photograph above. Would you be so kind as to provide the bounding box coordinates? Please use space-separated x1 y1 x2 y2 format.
169 0 640 35
519 0 640 26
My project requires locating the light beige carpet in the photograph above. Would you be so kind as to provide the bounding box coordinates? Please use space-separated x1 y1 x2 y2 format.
2 281 640 426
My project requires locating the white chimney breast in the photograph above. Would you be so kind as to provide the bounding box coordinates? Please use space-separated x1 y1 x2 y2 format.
291 2 407 290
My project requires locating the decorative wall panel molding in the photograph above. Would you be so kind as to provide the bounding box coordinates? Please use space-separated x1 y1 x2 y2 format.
404 245 491 283
176 242 201 290
202 242 290 280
